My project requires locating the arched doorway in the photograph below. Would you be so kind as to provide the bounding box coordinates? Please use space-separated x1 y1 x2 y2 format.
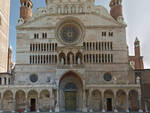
64 83 77 111
129 90 139 111
116 90 126 111
104 90 114 112
28 90 38 112
59 71 83 112
16 90 26 111
91 90 102 111
39 90 50 112
3 90 14 111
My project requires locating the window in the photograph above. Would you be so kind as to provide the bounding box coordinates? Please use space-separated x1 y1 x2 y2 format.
24 2 26 7
109 32 113 37
34 33 39 39
30 74 38 83
104 73 112 81
27 3 30 8
65 83 77 91
102 32 106 37
42 33 47 39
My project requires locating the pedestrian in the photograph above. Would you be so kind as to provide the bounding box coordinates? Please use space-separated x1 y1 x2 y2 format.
18 109 22 113
129 107 131 113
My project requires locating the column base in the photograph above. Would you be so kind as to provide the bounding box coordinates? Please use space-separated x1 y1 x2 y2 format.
37 109 40 112
114 109 118 112
89 109 93 112
102 109 105 112
139 109 143 112
0 110 3 113
55 107 59 112
126 109 129 112
82 107 87 112
49 109 52 112
12 110 15 112
24 110 27 112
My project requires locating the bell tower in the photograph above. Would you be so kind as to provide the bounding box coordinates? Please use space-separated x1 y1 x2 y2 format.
134 37 144 69
109 0 123 20
20 0 33 22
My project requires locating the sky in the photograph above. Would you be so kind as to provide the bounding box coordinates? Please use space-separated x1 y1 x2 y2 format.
9 0 150 69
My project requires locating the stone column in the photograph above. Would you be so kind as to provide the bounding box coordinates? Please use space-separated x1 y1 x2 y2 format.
97 54 99 63
51 55 53 64
1 78 4 85
36 92 40 112
91 43 93 51
12 92 16 112
24 93 28 112
88 89 92 112
91 54 93 64
114 90 118 112
68 5 71 14
6 78 9 85
101 90 105 112
138 91 143 112
126 91 129 112
82 89 87 112
49 88 54 112
55 89 59 112
0 93 3 112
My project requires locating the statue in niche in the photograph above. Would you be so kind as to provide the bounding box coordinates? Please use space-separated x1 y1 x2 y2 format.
136 76 140 84
61 57 64 65
77 57 81 64
113 76 117 84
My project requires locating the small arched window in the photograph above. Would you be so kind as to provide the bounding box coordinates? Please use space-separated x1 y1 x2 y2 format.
103 73 112 82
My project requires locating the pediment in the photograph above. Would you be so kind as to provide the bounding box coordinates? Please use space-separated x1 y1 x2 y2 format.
16 12 125 30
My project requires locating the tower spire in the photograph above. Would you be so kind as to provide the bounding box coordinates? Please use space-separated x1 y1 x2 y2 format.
134 37 144 69
134 37 140 57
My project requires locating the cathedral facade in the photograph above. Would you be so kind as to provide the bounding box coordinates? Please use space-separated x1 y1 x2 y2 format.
0 0 145 112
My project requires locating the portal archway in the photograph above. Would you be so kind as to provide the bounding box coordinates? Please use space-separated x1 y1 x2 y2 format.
28 90 38 112
16 90 26 111
3 90 14 111
116 90 126 111
59 71 83 112
39 90 50 112
91 90 102 111
129 90 139 111
104 90 114 112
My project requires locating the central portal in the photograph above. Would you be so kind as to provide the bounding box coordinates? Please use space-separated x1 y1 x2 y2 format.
65 83 77 111
65 91 76 111
59 71 83 112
